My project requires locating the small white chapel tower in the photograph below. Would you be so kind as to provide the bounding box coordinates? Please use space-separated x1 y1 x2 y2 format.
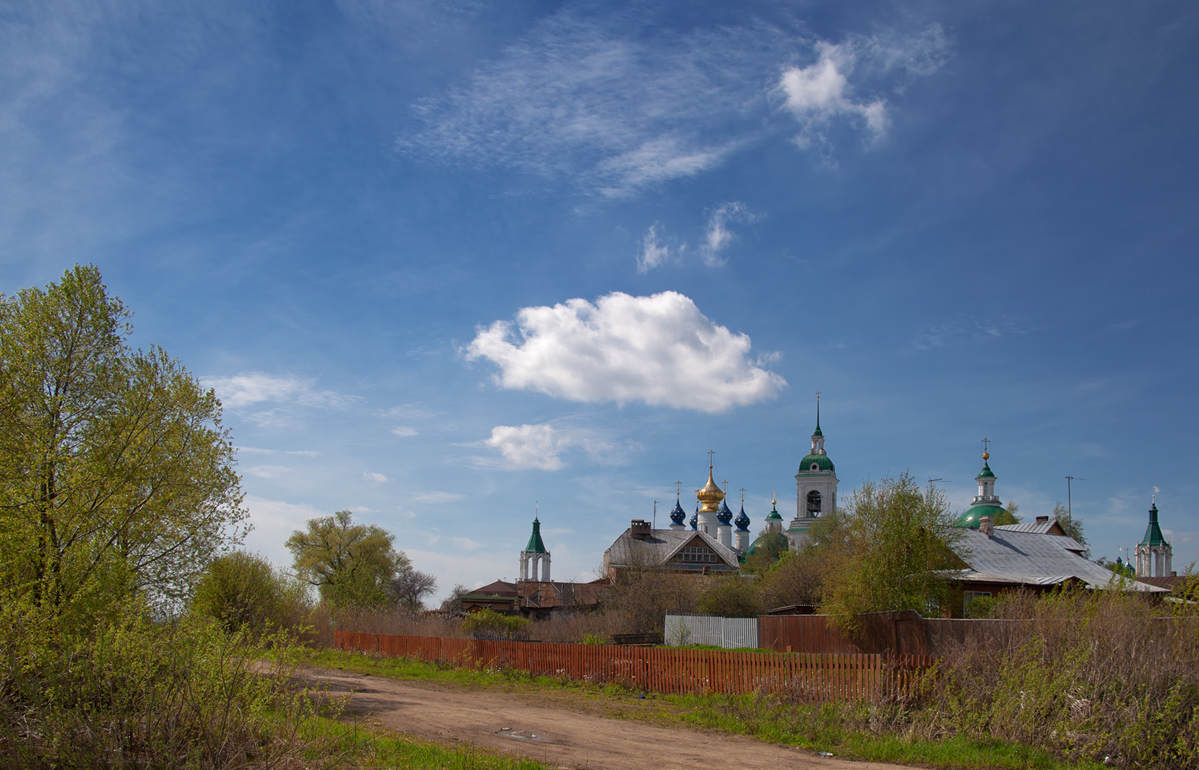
518 515 551 582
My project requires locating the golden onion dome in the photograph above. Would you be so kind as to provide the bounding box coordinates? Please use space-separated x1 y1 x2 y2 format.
697 465 725 512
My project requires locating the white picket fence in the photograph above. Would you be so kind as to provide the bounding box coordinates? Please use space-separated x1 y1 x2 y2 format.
665 615 760 649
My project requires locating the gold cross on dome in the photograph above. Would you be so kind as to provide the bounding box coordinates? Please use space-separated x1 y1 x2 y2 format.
981 437 990 454
675 480 682 498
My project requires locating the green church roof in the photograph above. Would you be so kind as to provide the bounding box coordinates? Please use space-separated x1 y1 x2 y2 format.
765 504 783 521
524 517 548 553
956 503 1004 529
976 461 995 479
798 453 835 473
1140 503 1168 547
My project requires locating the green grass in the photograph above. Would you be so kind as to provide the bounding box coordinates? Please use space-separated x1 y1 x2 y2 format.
311 648 1109 770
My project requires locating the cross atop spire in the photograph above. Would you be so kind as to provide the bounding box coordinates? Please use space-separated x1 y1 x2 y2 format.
981 437 991 455
740 487 746 505
708 449 715 469
675 480 682 500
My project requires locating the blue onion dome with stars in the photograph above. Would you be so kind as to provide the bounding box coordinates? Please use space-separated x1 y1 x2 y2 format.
717 499 733 525
669 498 687 526
690 502 698 530
734 504 750 532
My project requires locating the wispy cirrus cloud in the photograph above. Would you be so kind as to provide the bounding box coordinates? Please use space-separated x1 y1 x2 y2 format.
203 372 354 410
909 316 1027 352
701 202 759 266
637 223 685 273
398 7 948 199
465 291 785 413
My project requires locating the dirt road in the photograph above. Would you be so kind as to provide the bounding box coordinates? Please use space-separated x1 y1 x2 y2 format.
299 666 915 770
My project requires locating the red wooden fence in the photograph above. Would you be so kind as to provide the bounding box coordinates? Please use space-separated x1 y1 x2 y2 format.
333 631 933 702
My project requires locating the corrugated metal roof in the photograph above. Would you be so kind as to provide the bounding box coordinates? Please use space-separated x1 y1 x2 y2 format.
604 528 740 570
954 528 1166 592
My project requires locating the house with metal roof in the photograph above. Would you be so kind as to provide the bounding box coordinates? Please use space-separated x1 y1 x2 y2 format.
947 448 1167 616
603 518 741 579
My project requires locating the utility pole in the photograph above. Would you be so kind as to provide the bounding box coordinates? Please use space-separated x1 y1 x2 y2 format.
1065 476 1085 519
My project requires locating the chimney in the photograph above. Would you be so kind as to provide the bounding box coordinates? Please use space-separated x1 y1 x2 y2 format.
630 519 651 540
980 515 993 537
1036 515 1049 524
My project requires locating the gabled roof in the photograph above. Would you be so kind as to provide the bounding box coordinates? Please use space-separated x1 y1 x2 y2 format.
996 520 1068 536
952 528 1165 592
472 580 518 597
604 528 740 571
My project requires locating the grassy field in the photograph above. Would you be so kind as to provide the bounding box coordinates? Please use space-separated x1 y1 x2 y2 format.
310 648 1106 770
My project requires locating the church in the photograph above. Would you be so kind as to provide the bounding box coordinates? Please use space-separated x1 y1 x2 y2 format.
604 395 841 573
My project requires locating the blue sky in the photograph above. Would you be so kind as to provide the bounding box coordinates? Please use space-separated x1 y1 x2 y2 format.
3 1 1197 599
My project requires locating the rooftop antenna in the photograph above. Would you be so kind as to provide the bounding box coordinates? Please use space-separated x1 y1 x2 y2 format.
653 499 657 531
1065 476 1085 519
928 478 951 484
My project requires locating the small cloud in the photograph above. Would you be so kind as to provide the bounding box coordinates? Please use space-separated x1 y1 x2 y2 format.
397 508 418 520
363 472 389 483
413 491 466 504
238 447 320 457
380 403 438 420
202 372 353 410
475 422 639 471
484 424 567 471
465 291 785 413
391 426 419 437
246 465 291 479
452 537 484 552
778 42 887 148
701 202 759 266
637 223 685 273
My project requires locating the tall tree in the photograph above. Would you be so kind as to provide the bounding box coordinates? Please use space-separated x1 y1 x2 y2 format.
287 510 431 610
818 473 963 635
1052 501 1088 554
0 266 246 627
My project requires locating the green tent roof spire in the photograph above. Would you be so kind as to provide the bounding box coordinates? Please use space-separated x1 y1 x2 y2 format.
813 391 823 437
524 516 548 554
1139 502 1168 547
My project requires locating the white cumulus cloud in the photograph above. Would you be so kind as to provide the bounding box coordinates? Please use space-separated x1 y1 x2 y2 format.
778 42 887 147
363 472 389 483
465 291 785 413
484 424 568 471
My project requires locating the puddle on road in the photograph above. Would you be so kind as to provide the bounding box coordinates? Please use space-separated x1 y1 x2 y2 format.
496 727 541 741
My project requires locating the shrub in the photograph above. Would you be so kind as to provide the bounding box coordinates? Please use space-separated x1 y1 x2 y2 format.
190 550 310 635
0 598 323 768
460 609 531 639
696 576 763 618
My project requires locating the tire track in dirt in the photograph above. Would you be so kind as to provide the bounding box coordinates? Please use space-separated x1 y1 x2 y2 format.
299 666 917 770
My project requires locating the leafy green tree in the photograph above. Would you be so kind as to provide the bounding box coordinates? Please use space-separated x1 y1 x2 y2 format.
190 551 309 634
819 473 963 636
0 266 245 628
286 510 432 610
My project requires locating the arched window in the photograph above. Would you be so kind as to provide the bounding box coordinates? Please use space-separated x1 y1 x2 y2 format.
806 490 822 515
